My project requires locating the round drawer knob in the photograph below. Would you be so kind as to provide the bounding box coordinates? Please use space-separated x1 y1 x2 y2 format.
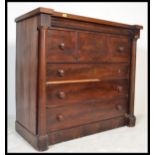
118 46 124 52
58 91 66 99
57 69 65 77
74 55 80 61
59 43 65 50
117 86 123 93
118 69 121 73
57 114 64 121
116 105 123 111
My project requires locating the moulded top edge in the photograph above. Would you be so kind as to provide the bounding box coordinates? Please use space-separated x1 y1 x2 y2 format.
15 7 143 30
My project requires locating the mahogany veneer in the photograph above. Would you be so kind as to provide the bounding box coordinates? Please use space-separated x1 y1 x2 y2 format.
15 7 142 151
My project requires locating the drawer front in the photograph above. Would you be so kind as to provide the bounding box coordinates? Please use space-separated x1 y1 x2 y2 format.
78 32 130 62
46 29 77 62
46 63 129 81
46 80 129 108
46 97 128 132
78 32 108 62
46 29 131 63
51 17 131 36
108 36 131 62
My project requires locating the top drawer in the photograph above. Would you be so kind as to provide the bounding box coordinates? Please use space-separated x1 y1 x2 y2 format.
46 28 131 63
46 29 77 62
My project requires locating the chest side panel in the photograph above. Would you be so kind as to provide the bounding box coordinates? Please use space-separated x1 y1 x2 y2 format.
16 16 39 134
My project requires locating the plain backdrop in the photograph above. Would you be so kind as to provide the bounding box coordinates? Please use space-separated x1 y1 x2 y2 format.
7 2 148 153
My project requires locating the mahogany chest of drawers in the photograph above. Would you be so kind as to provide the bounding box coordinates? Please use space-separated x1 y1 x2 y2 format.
15 7 142 151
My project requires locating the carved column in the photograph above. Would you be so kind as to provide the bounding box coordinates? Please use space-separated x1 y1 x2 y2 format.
126 29 141 127
37 26 48 150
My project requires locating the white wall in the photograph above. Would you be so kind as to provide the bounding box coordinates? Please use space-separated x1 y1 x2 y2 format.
8 2 147 116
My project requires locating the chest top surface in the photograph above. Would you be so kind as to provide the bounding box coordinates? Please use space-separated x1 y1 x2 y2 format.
15 7 143 30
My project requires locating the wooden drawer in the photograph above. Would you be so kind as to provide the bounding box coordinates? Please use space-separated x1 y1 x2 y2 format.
46 97 128 132
46 29 130 63
46 80 129 108
108 35 131 62
78 32 130 62
46 29 77 62
51 17 131 36
46 63 129 81
77 32 108 62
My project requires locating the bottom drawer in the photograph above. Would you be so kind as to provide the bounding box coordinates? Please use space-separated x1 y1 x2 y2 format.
46 97 128 132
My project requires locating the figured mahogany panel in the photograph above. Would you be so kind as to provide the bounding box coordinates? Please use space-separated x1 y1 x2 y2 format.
78 32 109 62
107 35 131 62
78 32 130 62
48 116 127 145
46 28 130 63
46 29 77 62
46 97 128 132
16 16 38 134
51 17 131 35
46 63 129 81
46 80 129 107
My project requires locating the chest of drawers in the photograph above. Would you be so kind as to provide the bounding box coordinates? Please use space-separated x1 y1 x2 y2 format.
15 7 142 151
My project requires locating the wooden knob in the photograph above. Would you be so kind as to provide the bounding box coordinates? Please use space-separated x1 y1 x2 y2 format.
117 86 123 93
59 43 65 50
116 105 123 111
118 69 121 73
74 55 80 61
58 91 66 99
57 69 64 77
118 46 124 52
57 114 64 121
